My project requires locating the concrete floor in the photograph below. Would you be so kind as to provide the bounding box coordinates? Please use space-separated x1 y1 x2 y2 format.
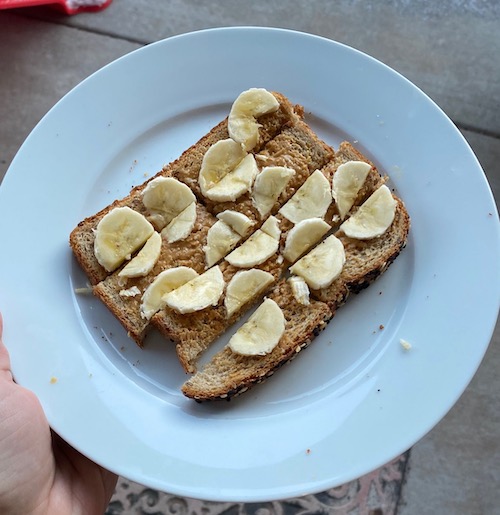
0 2 499 513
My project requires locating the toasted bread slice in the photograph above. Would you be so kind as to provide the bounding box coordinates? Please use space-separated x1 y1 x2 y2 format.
181 279 334 401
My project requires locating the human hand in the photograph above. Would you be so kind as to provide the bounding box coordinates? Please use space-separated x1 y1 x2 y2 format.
0 313 117 515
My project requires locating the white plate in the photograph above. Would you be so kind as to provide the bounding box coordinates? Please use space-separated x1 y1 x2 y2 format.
0 27 498 502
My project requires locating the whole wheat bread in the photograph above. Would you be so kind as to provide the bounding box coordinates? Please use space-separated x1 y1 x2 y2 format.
69 90 410 401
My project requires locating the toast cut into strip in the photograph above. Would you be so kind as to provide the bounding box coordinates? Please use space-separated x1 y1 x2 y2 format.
70 92 301 285
92 203 217 345
152 255 284 374
311 197 410 310
181 278 334 401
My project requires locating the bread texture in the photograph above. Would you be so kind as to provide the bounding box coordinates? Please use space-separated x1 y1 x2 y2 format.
69 89 410 402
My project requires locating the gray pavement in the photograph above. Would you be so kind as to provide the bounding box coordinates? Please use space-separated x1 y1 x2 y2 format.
1 2 499 513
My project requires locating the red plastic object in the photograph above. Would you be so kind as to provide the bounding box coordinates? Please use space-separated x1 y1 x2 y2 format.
0 0 112 15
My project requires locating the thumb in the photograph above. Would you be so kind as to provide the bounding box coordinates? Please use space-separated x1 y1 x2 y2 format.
0 312 13 377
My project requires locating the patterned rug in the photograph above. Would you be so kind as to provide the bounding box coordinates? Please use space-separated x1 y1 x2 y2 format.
105 451 409 515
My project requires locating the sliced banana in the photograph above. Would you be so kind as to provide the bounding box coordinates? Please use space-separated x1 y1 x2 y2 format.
161 202 197 243
216 210 254 236
340 185 396 239
224 269 275 318
288 275 311 306
199 139 256 202
225 224 280 268
140 266 199 320
260 215 281 240
228 88 280 151
252 166 295 217
289 234 346 290
228 298 285 356
94 206 155 272
282 218 331 263
163 265 225 314
142 177 196 229
118 231 162 278
279 170 332 224
204 220 242 268
204 153 259 202
332 161 372 220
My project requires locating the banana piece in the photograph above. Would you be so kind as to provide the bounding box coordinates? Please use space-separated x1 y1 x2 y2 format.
289 234 346 290
204 153 259 202
288 275 311 306
228 298 285 356
225 221 280 268
161 202 197 243
279 170 332 224
204 220 242 268
216 210 254 236
228 88 280 151
224 269 275 318
199 139 257 202
142 177 196 229
282 218 331 263
94 206 154 272
332 161 371 220
163 265 225 314
252 166 295 217
260 215 281 240
118 231 162 278
340 185 396 239
140 266 199 320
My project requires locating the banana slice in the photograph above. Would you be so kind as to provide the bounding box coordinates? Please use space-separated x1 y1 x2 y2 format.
332 161 372 220
94 206 155 272
288 275 311 306
252 166 295 217
140 266 199 320
203 153 259 202
142 177 196 229
279 170 332 223
216 210 254 236
282 218 331 263
228 298 285 356
204 220 242 268
260 215 281 240
289 234 346 290
224 269 275 318
340 185 396 239
225 224 280 268
163 265 225 314
161 202 197 243
118 231 162 278
228 88 280 151
199 139 256 202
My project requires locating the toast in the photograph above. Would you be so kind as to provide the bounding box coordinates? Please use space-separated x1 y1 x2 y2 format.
69 88 410 401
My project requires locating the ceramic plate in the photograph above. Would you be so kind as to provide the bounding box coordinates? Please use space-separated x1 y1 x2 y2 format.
0 27 498 502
